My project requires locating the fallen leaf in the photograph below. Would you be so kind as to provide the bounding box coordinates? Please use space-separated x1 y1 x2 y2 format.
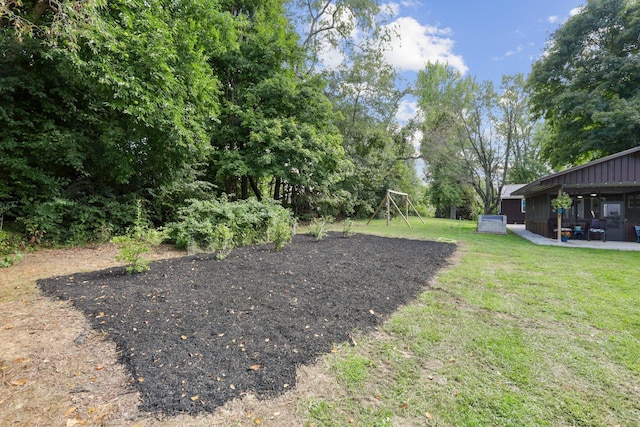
4 325 14 330
10 378 27 386
369 309 375 314
95 366 104 371
138 377 144 382
400 403 408 409
12 358 30 363
96 312 104 318
190 395 199 401
65 407 77 417
248 364 261 371
181 335 187 340
425 412 433 420
254 418 262 425
230 384 235 390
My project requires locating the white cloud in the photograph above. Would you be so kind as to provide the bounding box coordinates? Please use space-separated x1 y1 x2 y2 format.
569 6 583 17
383 16 468 74
395 98 418 123
382 2 401 16
547 15 559 24
504 45 523 57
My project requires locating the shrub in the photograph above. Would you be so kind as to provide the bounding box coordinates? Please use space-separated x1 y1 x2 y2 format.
18 196 138 245
342 218 355 238
309 216 333 241
166 197 295 256
111 200 162 274
0 230 24 268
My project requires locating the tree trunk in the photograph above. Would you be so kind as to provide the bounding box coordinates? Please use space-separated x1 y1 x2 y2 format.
241 176 249 200
273 177 281 200
249 177 262 201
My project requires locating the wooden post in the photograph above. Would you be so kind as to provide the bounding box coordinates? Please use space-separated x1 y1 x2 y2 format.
404 196 408 221
386 189 390 226
557 187 562 242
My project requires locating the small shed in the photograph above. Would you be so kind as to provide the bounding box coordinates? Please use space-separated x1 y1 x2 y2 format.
512 146 640 242
499 184 526 224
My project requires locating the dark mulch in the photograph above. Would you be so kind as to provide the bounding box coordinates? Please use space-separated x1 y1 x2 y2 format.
38 233 455 416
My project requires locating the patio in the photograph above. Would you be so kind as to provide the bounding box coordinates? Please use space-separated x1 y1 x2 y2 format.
508 224 640 251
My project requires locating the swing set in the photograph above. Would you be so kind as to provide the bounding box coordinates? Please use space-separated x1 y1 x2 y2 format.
367 189 424 227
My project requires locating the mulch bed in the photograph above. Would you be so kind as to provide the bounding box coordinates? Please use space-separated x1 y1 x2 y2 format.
38 233 455 416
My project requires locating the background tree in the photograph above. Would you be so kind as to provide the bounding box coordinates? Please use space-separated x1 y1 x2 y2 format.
1 0 235 239
417 64 534 215
498 73 550 184
206 0 346 216
291 0 421 217
528 0 640 167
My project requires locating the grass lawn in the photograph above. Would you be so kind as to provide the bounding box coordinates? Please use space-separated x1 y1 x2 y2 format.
302 218 640 426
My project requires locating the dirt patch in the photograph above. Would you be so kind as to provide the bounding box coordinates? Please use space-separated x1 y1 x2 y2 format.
2 234 455 426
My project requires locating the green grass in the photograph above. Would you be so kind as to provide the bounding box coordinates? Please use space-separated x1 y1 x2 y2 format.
302 217 640 426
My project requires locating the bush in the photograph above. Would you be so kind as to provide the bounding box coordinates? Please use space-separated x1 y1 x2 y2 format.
0 230 24 268
309 216 333 241
18 196 139 245
166 197 295 256
111 200 163 273
342 218 355 238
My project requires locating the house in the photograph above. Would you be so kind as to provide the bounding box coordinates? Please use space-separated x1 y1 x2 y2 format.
512 146 640 242
499 184 526 224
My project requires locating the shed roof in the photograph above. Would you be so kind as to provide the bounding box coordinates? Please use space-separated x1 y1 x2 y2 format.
500 184 526 199
512 146 640 197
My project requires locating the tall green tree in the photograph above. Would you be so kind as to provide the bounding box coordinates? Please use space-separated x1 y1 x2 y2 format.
417 64 532 215
325 46 419 217
528 0 640 167
498 74 549 184
290 0 420 217
207 0 346 215
1 0 234 232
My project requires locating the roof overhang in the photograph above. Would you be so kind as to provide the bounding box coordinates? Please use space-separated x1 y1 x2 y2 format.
512 146 640 198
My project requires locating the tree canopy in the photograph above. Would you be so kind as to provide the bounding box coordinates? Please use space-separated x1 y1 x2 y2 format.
2 0 421 244
527 0 640 167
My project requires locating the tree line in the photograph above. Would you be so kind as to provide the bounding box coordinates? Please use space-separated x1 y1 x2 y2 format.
1 0 638 245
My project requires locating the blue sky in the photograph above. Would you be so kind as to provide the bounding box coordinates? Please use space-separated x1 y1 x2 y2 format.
382 1 584 84
375 1 585 122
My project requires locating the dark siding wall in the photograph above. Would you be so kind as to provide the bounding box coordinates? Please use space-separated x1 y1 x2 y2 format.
500 199 524 224
542 150 640 187
524 194 552 237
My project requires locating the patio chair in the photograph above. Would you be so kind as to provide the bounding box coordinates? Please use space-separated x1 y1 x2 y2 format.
588 219 607 241
573 225 585 240
635 225 640 243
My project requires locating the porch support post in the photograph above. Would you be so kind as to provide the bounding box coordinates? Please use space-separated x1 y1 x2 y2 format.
557 187 562 242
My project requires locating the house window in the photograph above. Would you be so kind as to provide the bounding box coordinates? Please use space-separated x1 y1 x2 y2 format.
521 199 526 213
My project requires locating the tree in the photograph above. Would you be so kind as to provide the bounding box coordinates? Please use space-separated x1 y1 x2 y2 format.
1 0 234 236
287 0 383 74
207 0 347 215
528 0 640 167
417 64 532 215
498 74 550 184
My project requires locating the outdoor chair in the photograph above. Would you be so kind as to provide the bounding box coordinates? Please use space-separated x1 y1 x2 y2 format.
635 225 640 243
588 219 607 241
573 225 585 240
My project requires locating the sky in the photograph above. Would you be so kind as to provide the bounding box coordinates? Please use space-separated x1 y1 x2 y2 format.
374 0 585 123
363 1 586 174
383 1 585 84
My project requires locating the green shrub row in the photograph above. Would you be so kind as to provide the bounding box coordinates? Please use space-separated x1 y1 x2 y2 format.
166 198 295 258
